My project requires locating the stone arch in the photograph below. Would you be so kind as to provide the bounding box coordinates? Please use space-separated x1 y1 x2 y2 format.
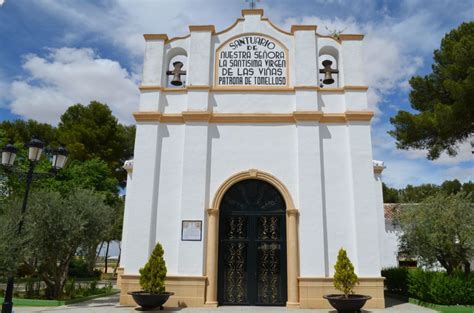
165 47 188 87
318 45 340 87
204 169 300 307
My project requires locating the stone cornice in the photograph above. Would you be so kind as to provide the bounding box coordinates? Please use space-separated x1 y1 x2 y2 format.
291 25 317 33
138 85 369 93
143 34 168 41
189 25 216 33
241 9 264 16
133 111 374 124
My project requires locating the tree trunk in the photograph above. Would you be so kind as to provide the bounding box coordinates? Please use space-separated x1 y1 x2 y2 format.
113 242 121 275
104 241 110 274
464 261 471 274
86 242 100 274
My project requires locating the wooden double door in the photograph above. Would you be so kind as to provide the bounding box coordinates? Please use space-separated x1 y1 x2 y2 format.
217 179 287 306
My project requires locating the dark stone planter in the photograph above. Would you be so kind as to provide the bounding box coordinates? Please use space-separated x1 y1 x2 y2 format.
323 294 371 313
128 291 174 310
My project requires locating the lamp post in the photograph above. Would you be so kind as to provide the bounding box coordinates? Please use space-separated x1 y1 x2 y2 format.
1 139 68 313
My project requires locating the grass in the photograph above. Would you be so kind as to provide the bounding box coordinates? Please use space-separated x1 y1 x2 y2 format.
0 289 119 307
410 298 474 313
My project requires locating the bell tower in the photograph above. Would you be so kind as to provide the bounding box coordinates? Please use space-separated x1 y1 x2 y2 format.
119 8 385 310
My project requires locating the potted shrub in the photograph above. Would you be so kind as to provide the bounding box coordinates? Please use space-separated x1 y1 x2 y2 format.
323 248 371 313
129 242 173 310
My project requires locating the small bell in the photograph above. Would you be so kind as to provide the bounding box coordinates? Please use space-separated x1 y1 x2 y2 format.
319 60 339 85
166 61 187 87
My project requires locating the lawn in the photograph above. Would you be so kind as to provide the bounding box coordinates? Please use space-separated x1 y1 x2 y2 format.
410 299 474 313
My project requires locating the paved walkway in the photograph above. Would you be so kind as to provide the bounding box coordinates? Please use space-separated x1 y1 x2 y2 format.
13 294 437 313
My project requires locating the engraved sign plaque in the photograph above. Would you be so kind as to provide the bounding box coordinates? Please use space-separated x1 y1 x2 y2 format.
215 33 289 88
181 220 202 241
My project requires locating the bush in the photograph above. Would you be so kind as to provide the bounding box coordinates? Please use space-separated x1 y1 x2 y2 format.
408 269 474 305
333 248 358 297
139 242 167 294
382 267 409 295
68 258 101 279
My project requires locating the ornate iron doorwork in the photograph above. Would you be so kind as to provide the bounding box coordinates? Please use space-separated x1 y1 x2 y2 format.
218 179 287 306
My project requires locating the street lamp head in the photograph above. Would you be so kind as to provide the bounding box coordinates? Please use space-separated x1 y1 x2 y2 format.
27 138 44 162
51 145 68 170
1 143 18 166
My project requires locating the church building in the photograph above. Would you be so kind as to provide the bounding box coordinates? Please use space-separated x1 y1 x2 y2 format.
118 9 386 309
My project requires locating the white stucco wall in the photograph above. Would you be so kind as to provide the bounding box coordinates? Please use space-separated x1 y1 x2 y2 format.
121 10 384 279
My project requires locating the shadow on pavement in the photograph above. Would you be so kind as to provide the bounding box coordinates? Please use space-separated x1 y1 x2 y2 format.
133 308 183 312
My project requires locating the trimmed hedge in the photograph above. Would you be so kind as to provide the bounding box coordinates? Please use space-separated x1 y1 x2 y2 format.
408 269 474 305
382 267 474 305
382 267 409 295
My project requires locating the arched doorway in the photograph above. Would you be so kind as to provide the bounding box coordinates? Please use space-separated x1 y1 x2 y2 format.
217 179 287 305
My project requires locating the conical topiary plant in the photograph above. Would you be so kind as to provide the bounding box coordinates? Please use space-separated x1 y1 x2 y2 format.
333 248 358 298
139 242 167 294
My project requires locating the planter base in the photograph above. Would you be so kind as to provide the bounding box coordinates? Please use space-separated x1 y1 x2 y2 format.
323 294 371 313
128 291 174 310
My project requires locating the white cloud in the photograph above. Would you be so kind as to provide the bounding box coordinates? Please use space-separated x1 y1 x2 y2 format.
9 47 139 124
278 15 427 115
372 124 473 187
33 0 243 61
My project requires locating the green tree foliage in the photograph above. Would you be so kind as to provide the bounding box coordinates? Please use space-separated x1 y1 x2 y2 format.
382 179 472 203
397 192 473 275
139 242 167 294
382 183 400 203
441 179 462 194
3 189 112 299
333 248 358 297
399 184 440 203
389 22 474 159
44 159 119 198
57 101 135 184
0 119 57 146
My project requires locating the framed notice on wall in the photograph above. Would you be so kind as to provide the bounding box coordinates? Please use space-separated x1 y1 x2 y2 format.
181 220 202 241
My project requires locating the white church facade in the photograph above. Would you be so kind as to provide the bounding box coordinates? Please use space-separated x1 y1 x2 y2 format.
118 9 386 309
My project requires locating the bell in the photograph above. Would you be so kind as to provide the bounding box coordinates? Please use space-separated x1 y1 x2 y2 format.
319 59 338 85
170 73 183 86
167 61 186 87
323 71 335 85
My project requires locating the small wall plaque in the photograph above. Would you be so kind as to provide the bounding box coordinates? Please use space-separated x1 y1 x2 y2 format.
181 220 202 241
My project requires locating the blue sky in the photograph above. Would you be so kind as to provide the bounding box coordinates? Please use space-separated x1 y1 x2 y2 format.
0 0 472 188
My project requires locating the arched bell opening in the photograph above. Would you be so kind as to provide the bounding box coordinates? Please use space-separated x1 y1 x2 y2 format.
318 46 340 88
165 47 187 88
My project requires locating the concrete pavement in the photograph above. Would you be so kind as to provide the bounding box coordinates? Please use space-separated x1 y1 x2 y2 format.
13 294 437 313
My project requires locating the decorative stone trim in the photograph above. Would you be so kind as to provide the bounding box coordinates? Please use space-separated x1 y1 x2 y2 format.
205 169 300 307
339 34 365 41
138 85 162 91
319 113 346 123
206 208 218 216
373 160 386 174
119 275 207 307
143 34 168 41
298 277 385 309
186 85 211 90
293 111 323 122
133 111 374 124
189 25 215 33
122 160 134 174
291 25 317 33
182 111 211 122
345 111 374 121
241 8 264 16
138 85 369 93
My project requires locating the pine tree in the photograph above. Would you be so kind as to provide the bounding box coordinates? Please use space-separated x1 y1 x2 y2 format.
333 248 358 298
139 242 167 294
